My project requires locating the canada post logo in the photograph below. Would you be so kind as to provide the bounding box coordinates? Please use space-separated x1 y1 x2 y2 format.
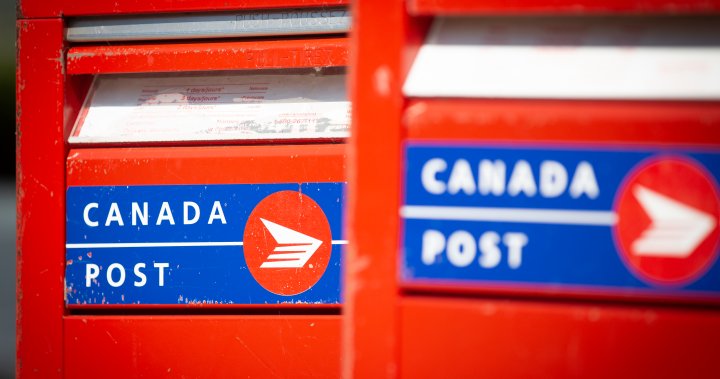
244 190 333 296
65 184 344 305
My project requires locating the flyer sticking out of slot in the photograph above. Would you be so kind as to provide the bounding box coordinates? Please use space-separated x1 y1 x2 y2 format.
70 72 350 144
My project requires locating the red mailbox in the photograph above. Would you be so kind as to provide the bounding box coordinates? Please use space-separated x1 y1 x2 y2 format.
18 1 349 378
346 1 720 378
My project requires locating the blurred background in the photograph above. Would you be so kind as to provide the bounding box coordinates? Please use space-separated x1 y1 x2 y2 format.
1 1 16 379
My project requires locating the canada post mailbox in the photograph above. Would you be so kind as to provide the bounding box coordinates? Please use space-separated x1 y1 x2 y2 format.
17 1 349 377
347 1 720 378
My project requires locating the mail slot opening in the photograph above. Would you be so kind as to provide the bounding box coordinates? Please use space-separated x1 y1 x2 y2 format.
65 8 351 42
404 16 720 100
70 67 349 145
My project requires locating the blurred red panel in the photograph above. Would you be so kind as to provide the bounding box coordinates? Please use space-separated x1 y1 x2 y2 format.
405 99 720 146
401 296 720 379
408 0 720 15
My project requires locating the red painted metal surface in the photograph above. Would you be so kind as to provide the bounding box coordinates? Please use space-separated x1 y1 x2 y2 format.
400 296 720 379
348 2 720 379
16 18 65 379
64 315 341 378
408 0 720 15
67 144 346 186
20 0 348 18
343 1 403 377
403 282 720 308
344 1 430 378
405 99 720 146
18 2 350 378
67 38 349 75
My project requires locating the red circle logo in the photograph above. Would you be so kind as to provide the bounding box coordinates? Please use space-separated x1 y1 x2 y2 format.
614 156 720 286
243 190 332 296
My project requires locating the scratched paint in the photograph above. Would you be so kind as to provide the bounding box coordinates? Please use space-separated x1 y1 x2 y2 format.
66 38 349 75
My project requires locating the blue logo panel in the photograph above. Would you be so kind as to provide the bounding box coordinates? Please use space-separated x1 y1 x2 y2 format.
402 143 720 299
65 183 344 305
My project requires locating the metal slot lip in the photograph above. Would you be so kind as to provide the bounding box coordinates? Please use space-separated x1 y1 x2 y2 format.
66 7 350 42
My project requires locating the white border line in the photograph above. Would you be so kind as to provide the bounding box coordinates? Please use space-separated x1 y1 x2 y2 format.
401 205 617 226
66 240 349 249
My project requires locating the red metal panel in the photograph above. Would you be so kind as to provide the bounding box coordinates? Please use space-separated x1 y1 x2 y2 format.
408 0 720 15
343 0 403 377
400 296 720 379
405 99 720 146
403 283 720 308
67 38 349 75
16 18 65 379
344 2 430 379
64 315 341 378
20 0 348 18
67 144 346 186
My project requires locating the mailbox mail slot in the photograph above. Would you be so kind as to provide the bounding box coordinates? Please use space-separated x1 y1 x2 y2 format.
347 2 720 379
18 1 349 377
